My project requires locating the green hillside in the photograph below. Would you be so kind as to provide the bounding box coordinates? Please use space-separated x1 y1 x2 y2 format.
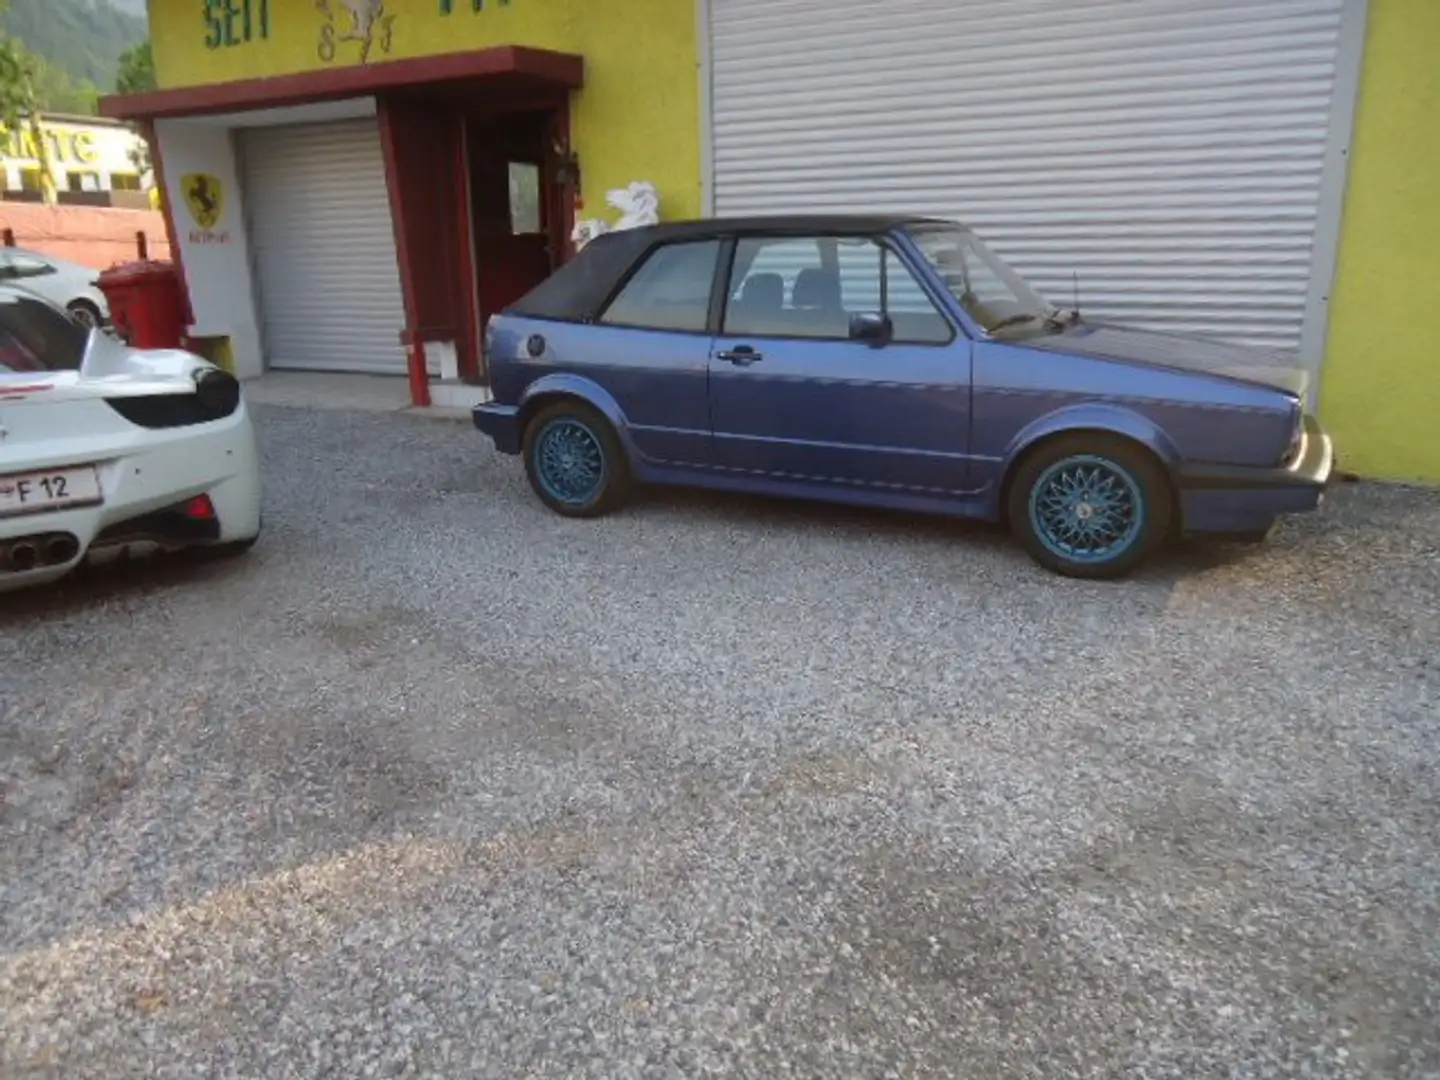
0 0 146 106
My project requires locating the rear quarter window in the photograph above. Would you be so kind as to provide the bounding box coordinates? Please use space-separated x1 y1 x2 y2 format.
598 239 721 333
0 293 88 374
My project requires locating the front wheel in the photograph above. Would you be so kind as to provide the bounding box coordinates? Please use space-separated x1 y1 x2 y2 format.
1007 436 1171 580
522 401 631 518
67 300 103 330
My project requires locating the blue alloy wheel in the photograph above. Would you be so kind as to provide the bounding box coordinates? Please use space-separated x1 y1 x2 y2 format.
1026 453 1145 565
522 400 632 518
533 416 607 506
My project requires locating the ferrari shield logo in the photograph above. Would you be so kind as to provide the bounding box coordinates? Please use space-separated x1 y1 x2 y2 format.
181 173 224 230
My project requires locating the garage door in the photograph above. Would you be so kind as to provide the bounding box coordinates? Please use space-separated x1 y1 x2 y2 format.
709 0 1355 352
238 118 408 374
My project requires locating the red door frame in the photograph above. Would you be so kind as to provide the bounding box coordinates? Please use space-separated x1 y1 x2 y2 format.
457 94 574 387
380 92 575 405
452 120 482 383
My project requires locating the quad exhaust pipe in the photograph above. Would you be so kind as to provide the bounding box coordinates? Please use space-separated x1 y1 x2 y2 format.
45 534 79 564
2 532 80 572
8 540 38 572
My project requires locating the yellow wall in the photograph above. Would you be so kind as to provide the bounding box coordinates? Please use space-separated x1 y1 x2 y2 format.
1320 0 1440 484
147 0 702 222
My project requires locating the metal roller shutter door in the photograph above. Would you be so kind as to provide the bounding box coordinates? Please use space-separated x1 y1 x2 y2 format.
239 118 408 374
709 0 1350 352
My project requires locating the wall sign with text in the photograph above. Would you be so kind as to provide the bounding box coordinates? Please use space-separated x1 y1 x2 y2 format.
1 127 99 167
317 1 396 65
437 0 512 11
201 0 517 60
203 0 270 49
314 0 515 66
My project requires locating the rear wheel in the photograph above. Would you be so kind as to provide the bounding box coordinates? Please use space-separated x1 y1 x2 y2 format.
522 400 631 518
209 535 259 558
199 514 261 560
1007 435 1171 580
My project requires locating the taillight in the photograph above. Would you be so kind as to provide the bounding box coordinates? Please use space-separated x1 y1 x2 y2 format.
180 494 216 520
193 368 240 416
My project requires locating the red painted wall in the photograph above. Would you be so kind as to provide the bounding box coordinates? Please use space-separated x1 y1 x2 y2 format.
0 203 172 268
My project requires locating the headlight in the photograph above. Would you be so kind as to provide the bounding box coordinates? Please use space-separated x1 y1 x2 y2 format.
1281 410 1305 467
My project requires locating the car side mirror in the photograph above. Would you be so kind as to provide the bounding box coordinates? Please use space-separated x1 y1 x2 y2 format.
849 311 892 347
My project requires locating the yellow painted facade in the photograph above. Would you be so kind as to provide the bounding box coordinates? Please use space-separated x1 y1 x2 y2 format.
1320 0 1440 484
147 0 703 222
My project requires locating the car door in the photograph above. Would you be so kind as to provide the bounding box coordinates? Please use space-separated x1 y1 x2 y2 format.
708 233 974 494
582 236 723 469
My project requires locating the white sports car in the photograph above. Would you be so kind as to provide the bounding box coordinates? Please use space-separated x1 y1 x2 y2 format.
0 246 111 329
0 284 261 594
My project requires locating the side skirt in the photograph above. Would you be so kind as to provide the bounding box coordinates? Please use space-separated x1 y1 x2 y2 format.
633 461 997 523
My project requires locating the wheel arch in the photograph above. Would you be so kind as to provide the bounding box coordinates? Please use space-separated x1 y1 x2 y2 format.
67 295 105 319
516 374 641 462
997 410 1182 530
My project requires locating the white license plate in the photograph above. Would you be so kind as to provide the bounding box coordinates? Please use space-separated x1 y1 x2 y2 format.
0 465 103 518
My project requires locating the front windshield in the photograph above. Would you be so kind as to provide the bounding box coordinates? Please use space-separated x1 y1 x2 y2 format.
905 224 1054 334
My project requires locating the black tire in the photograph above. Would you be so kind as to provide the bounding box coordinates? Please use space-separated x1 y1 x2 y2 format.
67 300 103 330
521 400 631 518
209 534 259 558
1006 434 1172 580
198 515 261 560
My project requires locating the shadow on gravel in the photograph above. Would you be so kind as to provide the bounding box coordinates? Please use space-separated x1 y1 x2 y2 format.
629 482 1292 583
0 548 256 627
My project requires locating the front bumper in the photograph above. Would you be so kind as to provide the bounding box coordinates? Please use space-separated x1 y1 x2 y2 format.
1176 414 1336 535
472 401 522 455
1178 413 1334 493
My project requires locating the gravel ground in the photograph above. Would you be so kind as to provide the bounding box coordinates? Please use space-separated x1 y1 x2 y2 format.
2 402 1438 1079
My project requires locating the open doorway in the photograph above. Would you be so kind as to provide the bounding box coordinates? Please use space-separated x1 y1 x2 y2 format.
466 108 567 380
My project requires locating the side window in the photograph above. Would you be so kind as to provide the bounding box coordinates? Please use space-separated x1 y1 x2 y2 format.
727 236 820 337
599 239 720 333
507 162 542 235
0 294 88 374
885 251 952 344
9 255 55 280
726 235 865 340
837 239 882 313
724 234 951 344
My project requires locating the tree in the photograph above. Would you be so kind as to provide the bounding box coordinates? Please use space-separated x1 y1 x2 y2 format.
115 39 153 94
0 1 55 203
30 52 98 113
115 40 156 196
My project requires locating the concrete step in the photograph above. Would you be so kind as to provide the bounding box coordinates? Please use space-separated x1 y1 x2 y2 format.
426 380 493 410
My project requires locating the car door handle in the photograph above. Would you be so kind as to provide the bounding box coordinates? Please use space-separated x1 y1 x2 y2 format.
716 347 763 366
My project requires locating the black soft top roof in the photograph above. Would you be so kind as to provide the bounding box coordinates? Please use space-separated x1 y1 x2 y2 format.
504 213 954 323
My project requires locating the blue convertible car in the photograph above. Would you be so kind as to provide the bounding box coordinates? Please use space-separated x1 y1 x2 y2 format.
473 215 1334 579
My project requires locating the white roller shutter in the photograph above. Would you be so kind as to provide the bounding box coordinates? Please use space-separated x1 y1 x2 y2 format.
238 118 408 374
709 0 1351 351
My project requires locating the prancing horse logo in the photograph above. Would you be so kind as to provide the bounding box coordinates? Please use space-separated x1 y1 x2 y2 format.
181 173 225 230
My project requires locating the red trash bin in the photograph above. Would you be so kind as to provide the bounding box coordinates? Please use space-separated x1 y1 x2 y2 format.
95 260 188 351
